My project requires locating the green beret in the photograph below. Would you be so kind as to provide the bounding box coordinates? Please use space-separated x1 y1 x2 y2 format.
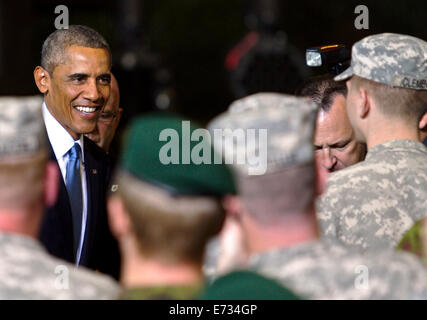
119 113 236 196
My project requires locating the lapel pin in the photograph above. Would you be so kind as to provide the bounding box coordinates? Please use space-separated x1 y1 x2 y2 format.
92 169 97 175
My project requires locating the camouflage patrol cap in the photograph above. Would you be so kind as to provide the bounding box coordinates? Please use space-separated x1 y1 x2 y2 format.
0 96 47 159
208 93 317 176
335 33 427 90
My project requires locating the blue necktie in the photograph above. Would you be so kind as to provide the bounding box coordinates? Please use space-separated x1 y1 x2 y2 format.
65 143 83 258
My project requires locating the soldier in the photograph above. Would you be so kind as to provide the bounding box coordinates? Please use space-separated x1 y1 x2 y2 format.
107 114 234 299
0 96 118 299
316 33 427 252
207 92 427 299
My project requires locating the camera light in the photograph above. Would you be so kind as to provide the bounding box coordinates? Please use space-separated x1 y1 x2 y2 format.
306 50 322 67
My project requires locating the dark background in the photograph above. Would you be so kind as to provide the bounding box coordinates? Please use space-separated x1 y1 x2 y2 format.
1 0 426 127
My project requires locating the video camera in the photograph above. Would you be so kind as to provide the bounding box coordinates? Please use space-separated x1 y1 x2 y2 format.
305 44 350 75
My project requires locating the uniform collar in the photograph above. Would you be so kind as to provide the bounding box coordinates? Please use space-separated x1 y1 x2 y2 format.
366 139 427 161
248 238 346 267
0 231 46 254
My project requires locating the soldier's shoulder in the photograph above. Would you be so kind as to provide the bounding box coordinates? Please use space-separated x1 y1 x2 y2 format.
251 241 341 270
321 158 391 203
354 248 427 279
0 237 119 299
66 264 120 299
36 252 120 299
328 159 379 184
368 249 427 294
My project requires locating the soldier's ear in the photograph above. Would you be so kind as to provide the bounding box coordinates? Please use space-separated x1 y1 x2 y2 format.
222 195 243 220
107 195 133 240
358 87 370 119
34 66 50 95
419 112 427 131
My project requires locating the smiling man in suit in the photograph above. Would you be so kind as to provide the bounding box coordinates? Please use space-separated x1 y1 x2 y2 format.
33 25 120 279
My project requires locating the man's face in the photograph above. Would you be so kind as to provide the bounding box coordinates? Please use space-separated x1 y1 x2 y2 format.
314 94 366 195
85 75 122 152
44 45 111 140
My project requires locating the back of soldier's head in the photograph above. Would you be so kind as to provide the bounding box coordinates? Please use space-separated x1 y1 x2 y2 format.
335 33 427 125
114 113 236 264
0 96 47 210
208 93 317 224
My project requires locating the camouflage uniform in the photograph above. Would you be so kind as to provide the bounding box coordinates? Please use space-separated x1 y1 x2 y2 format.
0 232 119 300
249 239 427 300
0 97 119 300
318 140 427 251
317 33 427 251
203 93 318 278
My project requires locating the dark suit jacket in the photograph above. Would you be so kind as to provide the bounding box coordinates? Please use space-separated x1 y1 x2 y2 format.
39 136 120 280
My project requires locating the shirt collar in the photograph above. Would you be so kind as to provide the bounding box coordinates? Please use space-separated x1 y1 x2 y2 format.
42 102 85 161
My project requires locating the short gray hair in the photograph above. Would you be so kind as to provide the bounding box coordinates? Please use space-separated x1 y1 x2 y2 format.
237 163 315 224
296 75 347 112
41 25 111 74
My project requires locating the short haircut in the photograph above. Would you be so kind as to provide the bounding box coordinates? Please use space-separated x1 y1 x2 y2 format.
115 170 226 265
296 75 347 112
351 75 427 125
0 152 46 210
41 25 111 74
237 163 315 224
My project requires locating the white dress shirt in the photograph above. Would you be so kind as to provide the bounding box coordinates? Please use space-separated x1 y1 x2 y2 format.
42 102 88 266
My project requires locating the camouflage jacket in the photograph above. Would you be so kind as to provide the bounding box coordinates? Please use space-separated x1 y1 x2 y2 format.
249 239 427 299
317 140 427 252
0 232 119 299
